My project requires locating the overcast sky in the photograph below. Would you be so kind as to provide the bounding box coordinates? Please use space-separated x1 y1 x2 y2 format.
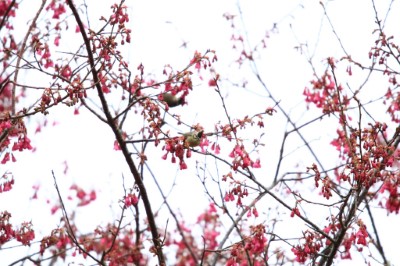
2 0 400 265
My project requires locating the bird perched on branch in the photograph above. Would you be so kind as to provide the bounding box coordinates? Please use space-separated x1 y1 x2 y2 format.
161 92 184 108
181 130 203 147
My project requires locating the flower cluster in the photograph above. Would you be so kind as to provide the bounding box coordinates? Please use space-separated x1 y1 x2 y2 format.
162 137 191 170
0 173 14 193
303 72 349 114
380 174 400 214
85 225 146 266
226 224 268 265
69 184 97 207
291 231 322 263
40 228 70 258
123 193 139 208
224 181 249 206
229 144 261 171
0 211 35 246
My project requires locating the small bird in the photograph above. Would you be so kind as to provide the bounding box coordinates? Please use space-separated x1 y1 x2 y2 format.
181 130 203 147
161 92 184 108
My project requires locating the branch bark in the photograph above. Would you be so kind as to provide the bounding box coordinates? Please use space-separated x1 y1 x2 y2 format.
66 0 166 264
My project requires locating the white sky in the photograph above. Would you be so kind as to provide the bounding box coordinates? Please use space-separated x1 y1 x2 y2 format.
1 0 400 265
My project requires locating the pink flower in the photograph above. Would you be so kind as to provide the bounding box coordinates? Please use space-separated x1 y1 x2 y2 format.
252 159 261 168
179 160 187 170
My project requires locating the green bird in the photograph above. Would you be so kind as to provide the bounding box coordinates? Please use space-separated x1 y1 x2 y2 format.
162 92 184 108
181 130 203 147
